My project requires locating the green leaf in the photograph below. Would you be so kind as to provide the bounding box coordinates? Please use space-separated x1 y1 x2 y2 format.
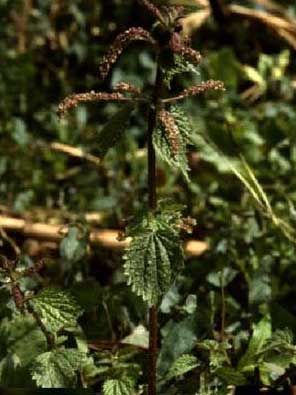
123 211 184 306
238 316 272 371
207 268 238 288
183 294 197 314
162 54 200 88
260 330 296 373
60 226 88 263
11 117 29 147
103 376 136 395
198 340 231 369
123 325 149 349
97 104 134 156
166 354 199 381
30 287 83 334
154 105 193 182
160 284 181 314
157 314 197 375
216 366 246 385
31 348 86 388
0 314 47 366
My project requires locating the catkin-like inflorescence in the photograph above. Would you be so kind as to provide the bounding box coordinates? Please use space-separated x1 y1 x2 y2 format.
158 109 180 157
179 80 225 98
114 82 142 96
98 27 156 80
169 38 201 64
58 91 125 118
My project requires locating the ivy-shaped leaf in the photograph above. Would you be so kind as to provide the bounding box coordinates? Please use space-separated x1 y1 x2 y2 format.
97 103 134 156
31 348 86 388
123 325 149 349
238 316 272 371
123 211 184 306
30 288 83 334
60 225 88 263
103 376 136 395
154 105 193 182
157 314 198 376
166 354 199 381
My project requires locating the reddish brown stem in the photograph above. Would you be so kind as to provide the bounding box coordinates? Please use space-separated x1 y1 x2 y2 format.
147 61 163 395
148 305 158 395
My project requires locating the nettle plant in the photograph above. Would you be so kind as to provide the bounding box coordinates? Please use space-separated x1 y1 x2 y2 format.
0 1 225 393
61 2 221 393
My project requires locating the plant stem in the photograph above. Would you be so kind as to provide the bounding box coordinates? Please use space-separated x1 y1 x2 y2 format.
147 60 163 395
27 302 55 350
220 269 225 342
8 274 55 350
148 305 158 395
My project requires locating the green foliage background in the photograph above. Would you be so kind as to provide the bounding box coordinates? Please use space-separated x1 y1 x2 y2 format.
1 0 296 393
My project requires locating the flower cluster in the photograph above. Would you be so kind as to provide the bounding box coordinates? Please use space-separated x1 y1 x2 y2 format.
98 27 156 80
158 109 180 157
113 82 142 96
169 40 202 65
58 91 125 118
179 80 225 98
177 216 197 234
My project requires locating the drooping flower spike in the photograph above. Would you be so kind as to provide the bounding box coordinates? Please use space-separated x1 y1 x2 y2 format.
98 27 157 80
163 80 225 103
58 91 126 118
113 82 142 96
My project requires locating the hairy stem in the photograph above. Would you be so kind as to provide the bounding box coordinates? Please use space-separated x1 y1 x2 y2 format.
147 60 163 395
8 273 55 350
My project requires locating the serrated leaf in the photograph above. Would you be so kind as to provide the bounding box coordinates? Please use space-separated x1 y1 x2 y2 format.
238 316 272 371
103 376 136 395
166 354 199 381
30 287 83 334
198 340 231 369
162 54 200 88
60 226 88 263
154 105 193 181
97 104 134 156
123 213 184 306
31 348 86 388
